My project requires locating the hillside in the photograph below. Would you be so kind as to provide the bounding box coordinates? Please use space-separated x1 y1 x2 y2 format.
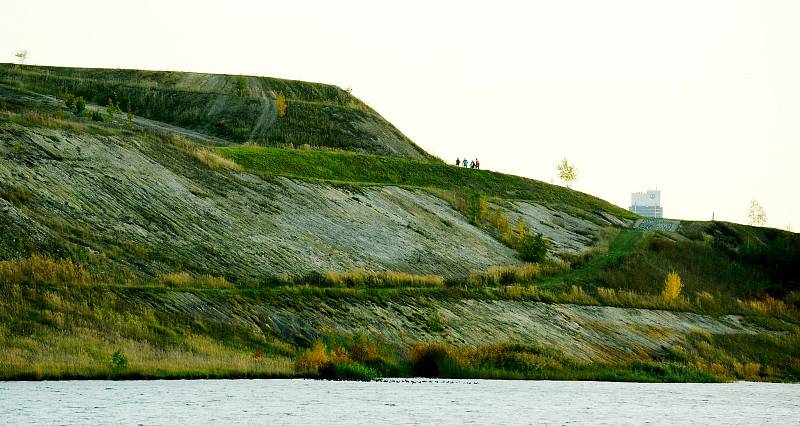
0 65 799 382
0 64 430 159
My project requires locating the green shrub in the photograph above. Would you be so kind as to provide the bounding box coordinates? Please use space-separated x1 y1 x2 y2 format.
518 233 549 262
106 98 121 118
427 311 445 332
318 361 379 381
74 96 85 115
409 343 459 377
234 76 249 97
111 349 129 374
739 232 800 294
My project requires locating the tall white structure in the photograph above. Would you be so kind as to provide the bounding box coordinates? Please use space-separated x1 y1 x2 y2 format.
629 189 663 218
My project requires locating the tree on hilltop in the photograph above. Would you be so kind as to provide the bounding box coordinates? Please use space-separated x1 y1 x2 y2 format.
748 200 767 227
14 49 28 65
557 158 578 188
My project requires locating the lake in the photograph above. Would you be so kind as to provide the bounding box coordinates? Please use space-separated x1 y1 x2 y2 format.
1 379 799 425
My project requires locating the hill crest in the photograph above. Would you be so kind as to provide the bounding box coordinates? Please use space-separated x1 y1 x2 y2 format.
0 63 431 159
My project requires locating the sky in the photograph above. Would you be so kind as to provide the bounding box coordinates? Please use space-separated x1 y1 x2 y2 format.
3 0 798 230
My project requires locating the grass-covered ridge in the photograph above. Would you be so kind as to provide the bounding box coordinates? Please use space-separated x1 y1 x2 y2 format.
216 145 637 219
0 63 429 158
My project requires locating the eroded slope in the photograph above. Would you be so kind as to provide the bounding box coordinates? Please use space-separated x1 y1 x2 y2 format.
0 122 517 279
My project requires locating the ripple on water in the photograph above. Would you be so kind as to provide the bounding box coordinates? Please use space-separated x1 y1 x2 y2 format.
0 379 799 425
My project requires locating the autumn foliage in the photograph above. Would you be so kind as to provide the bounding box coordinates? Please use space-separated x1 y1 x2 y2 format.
662 271 683 303
277 94 287 118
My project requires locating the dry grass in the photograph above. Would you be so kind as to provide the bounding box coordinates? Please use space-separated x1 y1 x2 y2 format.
0 330 294 380
467 260 569 287
192 147 241 170
739 296 793 317
293 269 445 288
159 271 193 286
0 284 294 380
170 135 241 171
1 109 115 136
157 272 234 288
0 255 93 285
0 255 237 289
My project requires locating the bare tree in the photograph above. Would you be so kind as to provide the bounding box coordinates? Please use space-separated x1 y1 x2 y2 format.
747 199 767 227
14 49 28 65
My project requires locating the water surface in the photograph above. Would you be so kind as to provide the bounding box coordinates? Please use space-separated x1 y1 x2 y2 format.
2 379 799 425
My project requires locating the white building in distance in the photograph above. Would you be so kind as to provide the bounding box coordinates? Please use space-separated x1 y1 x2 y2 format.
629 189 663 218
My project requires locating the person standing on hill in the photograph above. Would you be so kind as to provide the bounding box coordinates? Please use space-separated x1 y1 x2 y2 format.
456 157 460 167
469 160 475 169
475 158 480 169
462 158 468 168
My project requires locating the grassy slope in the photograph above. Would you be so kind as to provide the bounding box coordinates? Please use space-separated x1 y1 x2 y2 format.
592 222 800 301
2 66 799 382
2 283 798 382
216 146 637 220
0 64 430 158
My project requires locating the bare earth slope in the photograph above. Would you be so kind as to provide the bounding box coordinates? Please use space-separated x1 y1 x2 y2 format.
0 122 517 279
143 290 764 363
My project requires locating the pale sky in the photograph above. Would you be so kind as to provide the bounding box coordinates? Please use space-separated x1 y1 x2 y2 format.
3 0 798 230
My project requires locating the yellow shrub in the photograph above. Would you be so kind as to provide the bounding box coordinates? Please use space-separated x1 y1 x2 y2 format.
295 341 330 372
662 271 683 303
276 94 287 118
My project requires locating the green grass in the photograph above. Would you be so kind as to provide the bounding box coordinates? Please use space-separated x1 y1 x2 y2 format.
215 145 636 219
0 63 361 106
535 228 643 288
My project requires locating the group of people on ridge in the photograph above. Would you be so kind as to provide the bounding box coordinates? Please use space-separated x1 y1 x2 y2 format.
455 157 480 169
